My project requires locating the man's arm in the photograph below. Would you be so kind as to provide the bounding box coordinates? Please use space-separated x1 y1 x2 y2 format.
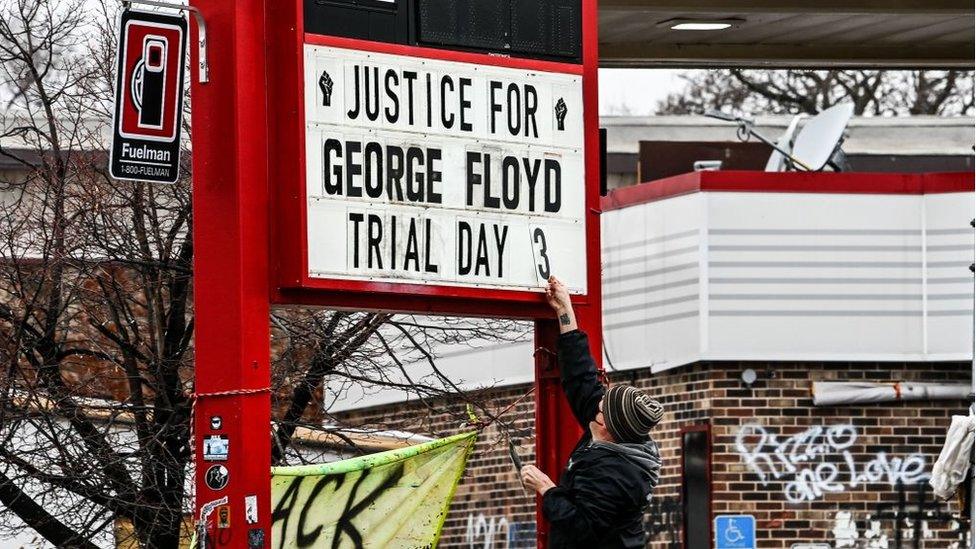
545 276 604 427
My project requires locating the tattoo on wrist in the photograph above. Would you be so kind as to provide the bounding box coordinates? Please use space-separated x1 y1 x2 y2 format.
559 313 571 326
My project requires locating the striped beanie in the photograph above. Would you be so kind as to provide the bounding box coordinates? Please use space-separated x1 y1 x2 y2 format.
602 385 664 443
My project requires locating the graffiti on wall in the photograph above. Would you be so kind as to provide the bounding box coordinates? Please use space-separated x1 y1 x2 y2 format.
735 424 930 503
832 481 971 549
644 497 681 549
464 513 535 548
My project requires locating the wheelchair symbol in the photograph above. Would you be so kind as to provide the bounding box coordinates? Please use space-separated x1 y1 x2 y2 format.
724 521 744 544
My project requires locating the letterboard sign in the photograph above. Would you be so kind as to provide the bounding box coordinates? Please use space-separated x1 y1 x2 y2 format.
304 45 586 294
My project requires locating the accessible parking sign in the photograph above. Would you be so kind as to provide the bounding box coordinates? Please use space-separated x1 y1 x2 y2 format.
715 515 756 549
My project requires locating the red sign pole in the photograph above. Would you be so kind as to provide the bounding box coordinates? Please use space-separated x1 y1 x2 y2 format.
534 0 602 547
190 1 272 547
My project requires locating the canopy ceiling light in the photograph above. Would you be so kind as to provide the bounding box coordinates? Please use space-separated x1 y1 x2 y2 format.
660 18 743 31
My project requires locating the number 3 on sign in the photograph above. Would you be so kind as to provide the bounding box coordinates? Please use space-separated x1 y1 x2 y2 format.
530 226 551 284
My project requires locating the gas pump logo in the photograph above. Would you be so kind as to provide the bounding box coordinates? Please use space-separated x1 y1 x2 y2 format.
131 36 168 130
117 19 183 142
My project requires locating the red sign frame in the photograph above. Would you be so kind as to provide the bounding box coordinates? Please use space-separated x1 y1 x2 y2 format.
190 1 600 547
266 1 602 320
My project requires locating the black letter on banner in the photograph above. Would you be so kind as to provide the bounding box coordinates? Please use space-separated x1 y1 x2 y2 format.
348 213 364 268
457 221 472 275
367 214 383 269
475 225 490 276
296 475 346 547
271 477 303 549
459 77 473 131
364 142 383 198
323 139 343 195
544 159 561 213
334 465 405 549
384 69 399 123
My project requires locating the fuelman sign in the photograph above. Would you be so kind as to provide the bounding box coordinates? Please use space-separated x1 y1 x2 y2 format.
303 45 587 293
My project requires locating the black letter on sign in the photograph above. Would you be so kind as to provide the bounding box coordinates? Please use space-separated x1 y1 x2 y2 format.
365 66 380 121
457 221 472 275
323 139 343 195
363 142 383 198
404 218 420 272
506 83 521 136
347 66 360 120
489 81 503 134
426 148 443 204
494 224 508 277
459 77 473 131
440 75 455 129
367 214 383 269
501 156 520 210
465 152 481 207
386 146 405 201
544 159 561 213
345 141 363 198
533 228 551 279
348 213 364 268
384 69 399 123
424 218 439 273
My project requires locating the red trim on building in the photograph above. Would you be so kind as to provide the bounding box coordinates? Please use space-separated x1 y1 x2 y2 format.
600 171 976 211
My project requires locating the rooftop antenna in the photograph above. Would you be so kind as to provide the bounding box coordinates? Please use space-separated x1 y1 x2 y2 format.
705 102 854 172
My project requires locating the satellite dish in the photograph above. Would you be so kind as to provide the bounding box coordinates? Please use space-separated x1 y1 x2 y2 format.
764 115 805 172
790 103 854 171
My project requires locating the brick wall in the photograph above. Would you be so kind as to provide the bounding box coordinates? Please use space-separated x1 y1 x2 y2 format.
335 359 972 548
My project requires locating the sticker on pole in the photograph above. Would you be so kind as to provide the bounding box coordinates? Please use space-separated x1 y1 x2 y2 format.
715 515 756 549
109 9 187 184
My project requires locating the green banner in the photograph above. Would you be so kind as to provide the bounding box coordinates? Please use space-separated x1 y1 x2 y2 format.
270 431 477 549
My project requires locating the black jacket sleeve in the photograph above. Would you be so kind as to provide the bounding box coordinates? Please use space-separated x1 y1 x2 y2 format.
557 329 604 429
541 457 643 543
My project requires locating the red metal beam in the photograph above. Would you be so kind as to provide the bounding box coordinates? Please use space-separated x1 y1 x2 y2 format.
190 1 272 547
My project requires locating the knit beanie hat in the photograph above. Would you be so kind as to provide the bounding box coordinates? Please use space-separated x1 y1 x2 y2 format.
602 385 664 443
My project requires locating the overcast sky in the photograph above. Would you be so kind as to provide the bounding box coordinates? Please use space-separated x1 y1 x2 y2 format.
598 69 687 116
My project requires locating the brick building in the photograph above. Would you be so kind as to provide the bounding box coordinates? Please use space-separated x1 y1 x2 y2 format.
332 170 975 548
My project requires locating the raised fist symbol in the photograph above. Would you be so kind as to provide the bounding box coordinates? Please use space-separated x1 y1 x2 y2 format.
319 70 334 107
555 98 567 131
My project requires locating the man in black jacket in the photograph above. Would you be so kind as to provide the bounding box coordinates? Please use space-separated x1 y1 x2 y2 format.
520 276 663 549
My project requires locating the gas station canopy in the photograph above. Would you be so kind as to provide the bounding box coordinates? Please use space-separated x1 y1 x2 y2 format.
599 0 975 68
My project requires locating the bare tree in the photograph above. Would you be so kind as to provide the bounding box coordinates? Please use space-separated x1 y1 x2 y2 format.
0 1 530 547
657 69 974 116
